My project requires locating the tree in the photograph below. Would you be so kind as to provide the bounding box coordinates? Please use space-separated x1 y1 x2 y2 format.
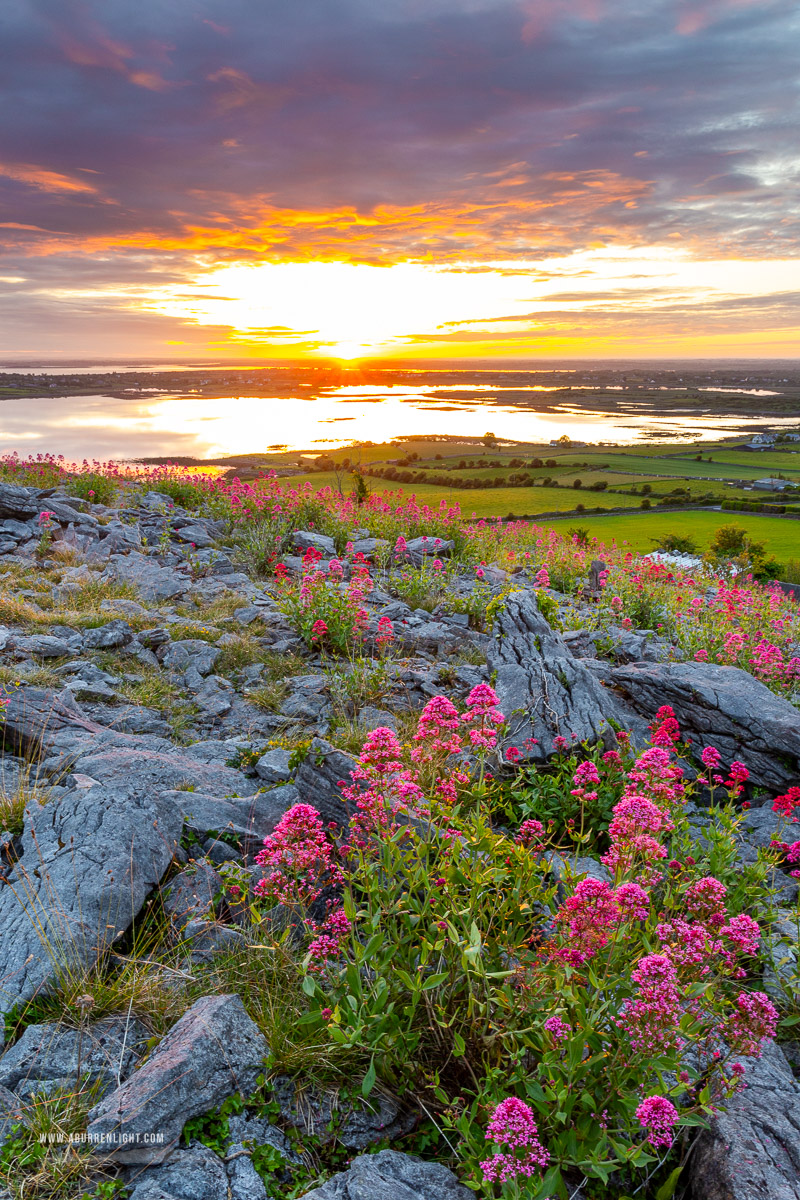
573 478 583 489
482 432 497 448
652 533 697 554
557 434 571 446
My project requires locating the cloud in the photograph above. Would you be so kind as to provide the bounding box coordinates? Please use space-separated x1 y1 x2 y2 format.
0 163 98 195
0 0 797 355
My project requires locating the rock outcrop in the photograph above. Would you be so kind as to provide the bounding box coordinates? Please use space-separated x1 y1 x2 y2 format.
87 994 269 1163
689 1040 800 1200
610 661 800 791
487 590 630 759
0 781 182 1037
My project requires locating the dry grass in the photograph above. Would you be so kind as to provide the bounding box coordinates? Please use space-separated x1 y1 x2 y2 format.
0 763 51 838
214 631 263 674
0 1084 116 1200
116 668 198 738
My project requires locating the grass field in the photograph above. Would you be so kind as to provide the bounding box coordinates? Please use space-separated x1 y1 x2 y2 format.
286 472 651 518
543 510 800 558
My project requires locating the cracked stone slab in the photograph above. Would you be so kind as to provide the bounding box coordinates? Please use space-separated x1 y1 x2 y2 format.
610 661 800 791
87 994 269 1164
0 782 182 1039
488 590 631 760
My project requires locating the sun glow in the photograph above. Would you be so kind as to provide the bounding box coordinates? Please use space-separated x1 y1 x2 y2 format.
135 250 800 360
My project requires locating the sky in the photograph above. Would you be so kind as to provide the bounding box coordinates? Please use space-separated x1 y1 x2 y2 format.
0 0 798 362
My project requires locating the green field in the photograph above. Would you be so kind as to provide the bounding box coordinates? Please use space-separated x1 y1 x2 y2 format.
542 510 800 558
285 471 651 518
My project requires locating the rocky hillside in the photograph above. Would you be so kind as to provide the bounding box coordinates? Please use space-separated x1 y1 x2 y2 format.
0 467 798 1200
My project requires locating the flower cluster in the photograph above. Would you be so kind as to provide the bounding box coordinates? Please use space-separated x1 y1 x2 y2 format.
480 1098 550 1184
253 804 342 907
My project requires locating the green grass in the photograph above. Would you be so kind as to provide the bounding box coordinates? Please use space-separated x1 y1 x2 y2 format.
282 472 647 517
696 449 800 474
543 509 800 558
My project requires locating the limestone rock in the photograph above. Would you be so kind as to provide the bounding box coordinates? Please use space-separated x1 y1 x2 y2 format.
488 590 626 760
83 620 134 650
170 784 299 847
102 552 187 603
271 1075 415 1149
255 747 293 784
610 661 800 791
126 1143 229 1200
0 782 182 1035
690 1039 800 1200
0 1016 149 1101
300 1149 473 1200
292 530 337 557
294 738 360 830
87 994 269 1163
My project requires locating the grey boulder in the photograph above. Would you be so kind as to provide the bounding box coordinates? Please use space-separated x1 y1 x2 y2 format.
254 747 293 784
0 483 39 520
488 590 625 760
0 782 182 1036
87 994 269 1163
126 1143 229 1200
610 661 800 791
171 784 299 847
300 1149 472 1200
690 1039 800 1200
0 1016 149 1101
12 634 74 658
292 529 336 557
294 738 360 830
83 620 134 650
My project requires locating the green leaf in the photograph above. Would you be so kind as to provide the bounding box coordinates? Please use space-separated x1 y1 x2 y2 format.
422 972 449 991
655 1164 683 1200
301 975 317 998
452 1031 466 1057
361 1058 377 1098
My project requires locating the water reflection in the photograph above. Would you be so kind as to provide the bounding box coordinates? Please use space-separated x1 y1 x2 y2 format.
0 388 796 461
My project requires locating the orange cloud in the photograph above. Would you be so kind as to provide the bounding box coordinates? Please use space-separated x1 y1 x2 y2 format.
59 25 171 90
0 162 98 195
207 68 289 113
0 169 652 263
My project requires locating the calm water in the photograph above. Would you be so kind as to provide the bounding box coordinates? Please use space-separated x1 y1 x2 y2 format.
0 379 797 461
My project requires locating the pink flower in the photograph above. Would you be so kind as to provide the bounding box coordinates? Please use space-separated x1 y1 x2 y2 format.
480 1098 550 1184
724 991 778 1057
254 804 342 907
773 786 800 819
516 819 545 851
619 954 683 1056
701 746 722 771
636 1095 679 1149
572 761 600 788
543 1014 571 1044
615 882 650 922
307 906 352 970
412 696 463 762
685 876 728 927
311 618 329 641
